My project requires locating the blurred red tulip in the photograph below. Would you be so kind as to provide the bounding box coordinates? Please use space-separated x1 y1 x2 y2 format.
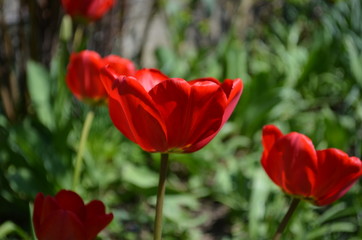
261 124 362 206
33 190 113 240
101 67 243 153
66 50 106 102
66 50 136 104
61 0 116 22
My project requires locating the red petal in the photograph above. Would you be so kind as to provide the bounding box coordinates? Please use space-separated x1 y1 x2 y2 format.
37 209 86 240
55 190 86 221
220 79 243 123
33 193 45 237
149 78 227 152
66 50 106 100
181 78 242 152
314 149 362 205
36 195 61 234
261 125 284 168
135 68 169 92
84 200 113 240
61 0 115 21
100 65 119 95
264 132 318 197
103 55 136 76
86 0 116 20
107 76 167 152
107 98 135 141
61 0 83 16
189 77 221 85
184 80 229 152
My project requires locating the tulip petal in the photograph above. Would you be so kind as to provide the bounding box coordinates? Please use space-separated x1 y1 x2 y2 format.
149 78 227 152
61 0 83 16
61 0 115 21
220 79 243 123
148 78 191 149
314 149 362 205
66 51 106 100
87 0 115 20
135 68 169 92
181 78 242 152
55 190 86 221
103 55 136 76
265 132 318 196
261 125 284 168
33 193 47 237
37 209 86 240
101 56 137 99
188 77 220 86
37 196 60 230
101 65 119 95
184 80 229 152
107 75 167 152
84 200 114 240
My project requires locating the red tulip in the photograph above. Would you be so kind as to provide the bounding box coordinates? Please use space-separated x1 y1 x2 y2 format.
33 190 113 240
66 50 106 102
61 0 116 22
100 67 243 153
261 124 362 206
66 50 136 104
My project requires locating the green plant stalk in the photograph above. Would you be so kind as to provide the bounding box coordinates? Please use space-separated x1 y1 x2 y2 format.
272 198 301 240
29 202 36 240
72 110 94 190
153 153 169 240
72 24 84 51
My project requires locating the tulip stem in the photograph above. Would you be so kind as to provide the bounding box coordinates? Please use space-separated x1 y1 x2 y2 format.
72 110 94 191
72 25 84 51
272 198 301 240
153 153 169 240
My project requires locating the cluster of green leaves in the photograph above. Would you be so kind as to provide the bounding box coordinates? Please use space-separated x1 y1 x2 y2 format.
1 0 362 239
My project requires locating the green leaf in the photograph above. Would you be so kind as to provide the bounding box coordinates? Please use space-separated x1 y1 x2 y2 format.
26 60 54 130
0 221 30 240
345 36 362 87
248 169 271 238
162 194 206 228
307 222 356 239
314 202 347 225
122 163 158 188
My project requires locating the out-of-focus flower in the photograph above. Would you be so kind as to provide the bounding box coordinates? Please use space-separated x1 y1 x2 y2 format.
33 190 113 240
261 124 362 206
61 0 116 22
101 67 243 153
66 50 136 104
66 50 106 103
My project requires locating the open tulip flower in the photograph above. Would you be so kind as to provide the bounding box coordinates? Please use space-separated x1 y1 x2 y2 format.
66 50 136 104
100 67 243 153
261 124 362 206
61 0 116 22
33 190 113 240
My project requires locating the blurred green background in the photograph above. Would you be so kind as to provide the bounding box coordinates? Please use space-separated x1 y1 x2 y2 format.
1 0 362 239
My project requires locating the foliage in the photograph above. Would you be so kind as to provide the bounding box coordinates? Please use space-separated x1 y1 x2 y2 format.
1 0 362 239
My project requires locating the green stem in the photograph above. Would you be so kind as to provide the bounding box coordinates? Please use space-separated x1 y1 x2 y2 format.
72 24 84 51
72 110 94 190
272 198 301 240
153 153 169 240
